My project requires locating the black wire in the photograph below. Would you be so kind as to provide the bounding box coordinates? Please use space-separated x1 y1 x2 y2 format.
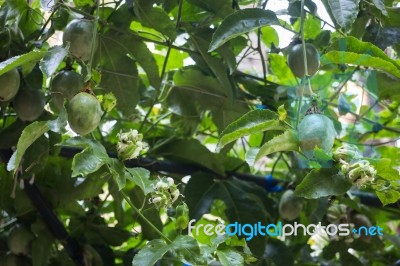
59 147 399 208
23 179 84 266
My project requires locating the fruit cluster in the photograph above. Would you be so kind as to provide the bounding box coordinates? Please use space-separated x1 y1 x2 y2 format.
0 19 103 136
286 42 336 158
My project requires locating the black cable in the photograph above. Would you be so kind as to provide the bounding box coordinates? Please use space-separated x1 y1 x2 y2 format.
59 147 399 208
23 179 84 266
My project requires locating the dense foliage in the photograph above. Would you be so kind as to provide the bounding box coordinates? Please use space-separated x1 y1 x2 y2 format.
0 0 399 265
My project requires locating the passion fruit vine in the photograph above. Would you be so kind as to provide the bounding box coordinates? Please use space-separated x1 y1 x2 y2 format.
13 87 45 121
287 43 320 78
51 70 84 110
0 68 20 102
67 92 103 135
298 113 336 159
63 19 96 61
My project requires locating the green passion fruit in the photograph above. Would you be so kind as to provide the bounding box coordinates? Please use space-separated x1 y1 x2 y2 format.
13 87 46 121
7 225 34 256
298 114 336 159
67 92 103 135
278 190 303 221
63 19 96 61
51 70 84 110
0 68 20 102
287 43 320 78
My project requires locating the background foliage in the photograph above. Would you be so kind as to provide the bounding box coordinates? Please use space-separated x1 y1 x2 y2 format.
0 0 400 265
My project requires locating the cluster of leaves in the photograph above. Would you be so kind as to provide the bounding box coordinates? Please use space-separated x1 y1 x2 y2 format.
0 0 399 265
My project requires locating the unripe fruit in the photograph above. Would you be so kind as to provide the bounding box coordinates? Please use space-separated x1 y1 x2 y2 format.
287 43 320 78
13 87 45 121
63 19 96 61
298 114 336 159
7 225 34 256
67 92 103 135
51 70 84 110
278 190 303 221
0 68 20 102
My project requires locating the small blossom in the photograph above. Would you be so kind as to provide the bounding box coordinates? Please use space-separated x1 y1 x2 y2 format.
167 177 174 186
149 177 182 209
346 160 377 188
117 130 149 160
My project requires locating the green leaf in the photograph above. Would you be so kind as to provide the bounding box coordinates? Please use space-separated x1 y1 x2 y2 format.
369 72 400 101
0 50 46 75
31 231 53 266
98 32 140 115
0 120 26 149
22 135 49 174
187 0 234 18
371 0 388 16
255 131 299 162
99 55 139 115
321 51 400 78
157 139 225 176
109 158 126 190
48 106 68 133
172 235 204 264
184 172 221 220
218 109 286 150
101 31 161 89
338 93 352 115
369 158 400 181
73 0 93 6
264 238 294 266
173 67 228 97
340 251 363 266
70 168 111 200
327 0 360 29
132 239 170 266
7 121 50 174
125 167 153 195
268 53 297 86
132 235 203 266
138 7 176 40
129 186 163 240
217 249 244 266
293 15 321 40
61 137 110 177
294 168 352 199
185 175 269 256
261 26 279 48
245 147 259 166
39 45 67 77
167 66 232 119
328 37 400 67
91 224 130 246
209 8 280 52
190 32 233 100
375 188 400 206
